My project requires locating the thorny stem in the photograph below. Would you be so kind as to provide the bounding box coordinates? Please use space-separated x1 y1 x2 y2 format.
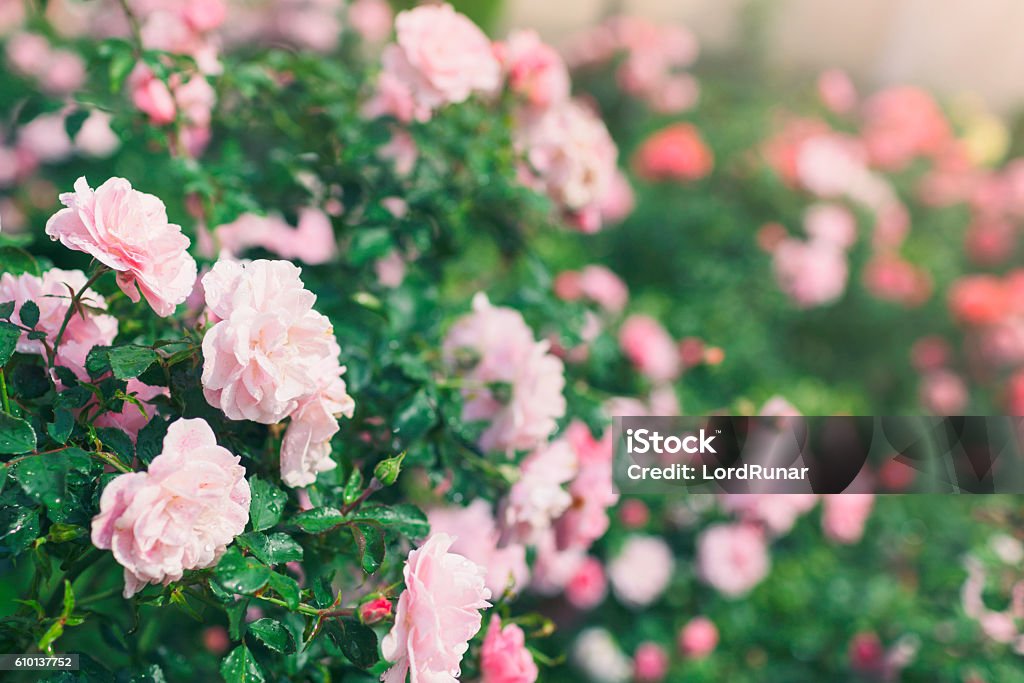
51 267 109 364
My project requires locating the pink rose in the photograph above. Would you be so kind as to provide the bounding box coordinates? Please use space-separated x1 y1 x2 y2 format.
919 370 968 416
74 111 120 159
45 177 197 317
720 494 817 536
772 238 848 308
214 208 337 265
501 437 577 543
128 63 177 125
862 86 950 170
480 615 538 683
200 260 354 485
599 170 635 225
90 418 250 597
182 0 228 33
817 69 857 114
429 500 529 596
555 421 618 550
381 533 492 683
496 29 570 110
555 265 629 314
821 494 874 544
619 314 680 383
348 0 393 44
517 100 618 231
633 123 713 182
565 556 608 610
0 268 118 380
607 535 674 608
358 597 393 625
443 293 566 454
803 203 856 249
17 113 73 164
678 617 718 658
633 642 669 682
368 4 499 122
696 523 770 597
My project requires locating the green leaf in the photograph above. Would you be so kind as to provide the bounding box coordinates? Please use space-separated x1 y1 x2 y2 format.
236 532 302 566
108 345 159 380
330 618 379 669
60 579 74 617
347 227 393 266
0 413 36 454
351 504 430 540
0 321 20 365
342 466 364 505
19 301 39 329
130 664 168 682
14 448 92 508
37 619 63 653
136 417 169 465
220 645 265 683
266 571 300 610
246 618 296 655
46 409 74 445
248 477 286 532
0 247 39 276
96 426 135 463
0 301 14 319
0 504 39 556
85 346 113 377
393 389 437 443
294 507 344 533
215 547 271 595
349 521 385 574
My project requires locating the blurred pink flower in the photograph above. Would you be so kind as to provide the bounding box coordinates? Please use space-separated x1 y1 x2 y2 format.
554 265 629 314
632 642 669 682
368 4 499 122
128 63 176 125
678 617 718 658
74 111 120 158
619 314 680 383
803 203 856 249
429 500 530 596
502 437 576 543
817 69 857 114
861 86 950 170
863 254 931 307
821 494 874 544
381 533 492 683
721 494 817 536
565 556 607 610
599 170 635 225
633 123 713 182
949 275 1008 325
17 113 73 164
348 0 393 43
772 237 848 308
443 293 566 453
696 523 770 597
481 615 538 683
496 29 570 110
45 177 197 317
919 370 968 415
90 418 250 597
215 208 337 265
556 421 619 550
182 0 227 33
607 535 674 608
0 268 118 380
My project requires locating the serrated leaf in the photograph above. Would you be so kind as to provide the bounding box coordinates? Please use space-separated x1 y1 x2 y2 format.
85 346 113 377
350 521 385 574
19 301 39 328
214 547 271 595
342 466 364 505
248 477 286 532
136 417 169 465
0 413 36 454
351 503 430 540
0 321 20 365
0 247 39 276
294 507 344 533
14 448 92 508
266 571 300 610
393 389 436 442
0 301 14 319
108 345 158 380
246 618 296 655
332 618 379 669
47 409 74 444
220 645 265 683
96 426 135 463
236 532 302 566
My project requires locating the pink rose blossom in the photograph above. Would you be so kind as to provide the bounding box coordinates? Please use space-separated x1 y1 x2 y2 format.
501 437 577 543
633 642 669 682
358 597 393 625
619 314 680 383
565 556 607 609
214 208 337 265
182 0 228 33
429 500 529 596
607 535 674 608
381 533 492 683
696 523 770 597
74 111 120 158
555 421 618 550
530 529 587 594
90 418 250 597
481 615 539 683
803 203 856 249
516 100 618 231
496 29 570 110
571 628 631 683
17 113 73 164
45 177 197 317
348 0 393 43
368 4 499 122
599 170 635 225
920 370 968 415
633 123 713 182
0 268 118 380
721 494 817 536
443 293 566 454
772 237 848 308
817 69 857 114
822 494 874 544
861 86 950 170
678 617 718 658
200 259 353 485
128 63 176 125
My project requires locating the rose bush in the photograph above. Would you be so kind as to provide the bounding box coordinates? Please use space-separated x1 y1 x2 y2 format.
0 2 1021 683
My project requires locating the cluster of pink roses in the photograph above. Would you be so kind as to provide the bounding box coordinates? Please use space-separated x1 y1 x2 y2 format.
200 259 355 487
91 418 250 597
